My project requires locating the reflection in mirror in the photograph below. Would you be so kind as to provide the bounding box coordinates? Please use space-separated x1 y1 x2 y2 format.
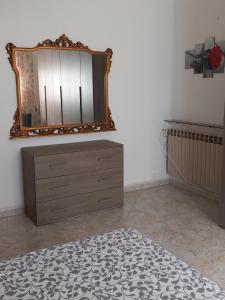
15 49 106 128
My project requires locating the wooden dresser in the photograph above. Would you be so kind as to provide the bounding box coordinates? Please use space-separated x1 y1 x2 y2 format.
22 140 123 225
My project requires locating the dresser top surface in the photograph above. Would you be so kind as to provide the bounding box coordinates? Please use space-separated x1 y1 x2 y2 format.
22 140 123 157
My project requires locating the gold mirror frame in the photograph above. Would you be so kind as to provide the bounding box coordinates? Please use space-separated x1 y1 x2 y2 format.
6 34 115 138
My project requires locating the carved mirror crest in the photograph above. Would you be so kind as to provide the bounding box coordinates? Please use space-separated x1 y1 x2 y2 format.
6 34 115 138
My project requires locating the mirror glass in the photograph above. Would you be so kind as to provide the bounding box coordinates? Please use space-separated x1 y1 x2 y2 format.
15 49 106 128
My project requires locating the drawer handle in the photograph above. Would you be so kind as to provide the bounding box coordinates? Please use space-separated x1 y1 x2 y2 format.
98 197 113 203
97 176 112 182
49 184 67 191
97 156 112 161
49 162 66 168
54 207 66 212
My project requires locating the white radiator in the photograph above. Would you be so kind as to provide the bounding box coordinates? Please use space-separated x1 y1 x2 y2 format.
167 129 223 194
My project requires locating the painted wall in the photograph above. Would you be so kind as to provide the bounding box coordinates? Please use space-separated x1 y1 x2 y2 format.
0 0 175 212
172 0 225 125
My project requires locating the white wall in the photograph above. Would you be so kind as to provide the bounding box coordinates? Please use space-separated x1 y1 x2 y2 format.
0 0 175 212
172 0 225 125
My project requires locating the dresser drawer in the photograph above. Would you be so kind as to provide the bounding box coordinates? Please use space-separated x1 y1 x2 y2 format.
36 167 123 202
36 187 123 225
35 147 122 179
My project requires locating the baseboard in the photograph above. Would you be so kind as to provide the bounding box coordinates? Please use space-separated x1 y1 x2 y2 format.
124 178 170 192
0 179 170 220
170 176 220 201
0 207 24 219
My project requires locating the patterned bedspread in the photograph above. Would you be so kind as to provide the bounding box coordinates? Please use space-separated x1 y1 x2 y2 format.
0 228 225 299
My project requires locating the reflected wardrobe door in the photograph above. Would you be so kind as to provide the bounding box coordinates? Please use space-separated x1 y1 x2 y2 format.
33 50 47 126
51 50 62 125
33 49 62 126
80 52 94 123
60 50 81 124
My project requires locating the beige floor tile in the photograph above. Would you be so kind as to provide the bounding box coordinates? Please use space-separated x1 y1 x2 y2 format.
0 184 224 289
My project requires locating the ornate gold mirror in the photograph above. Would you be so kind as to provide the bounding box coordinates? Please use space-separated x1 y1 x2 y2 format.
6 34 115 138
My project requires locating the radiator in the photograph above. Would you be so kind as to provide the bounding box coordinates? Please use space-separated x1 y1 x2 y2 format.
167 129 223 194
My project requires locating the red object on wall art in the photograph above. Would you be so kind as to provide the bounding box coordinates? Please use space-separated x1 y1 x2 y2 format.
208 46 223 69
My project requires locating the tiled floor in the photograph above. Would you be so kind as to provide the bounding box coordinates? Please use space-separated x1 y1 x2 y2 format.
0 184 225 289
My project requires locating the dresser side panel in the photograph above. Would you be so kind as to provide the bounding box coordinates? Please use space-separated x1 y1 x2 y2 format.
22 150 37 224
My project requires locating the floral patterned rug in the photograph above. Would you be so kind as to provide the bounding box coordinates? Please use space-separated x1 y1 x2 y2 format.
0 228 224 299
